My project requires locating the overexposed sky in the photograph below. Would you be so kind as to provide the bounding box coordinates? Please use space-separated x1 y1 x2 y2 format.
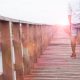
0 0 69 25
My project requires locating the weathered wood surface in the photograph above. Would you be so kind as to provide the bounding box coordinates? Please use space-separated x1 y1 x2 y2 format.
24 26 80 80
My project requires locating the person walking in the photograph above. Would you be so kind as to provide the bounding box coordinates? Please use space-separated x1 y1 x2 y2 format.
67 0 80 58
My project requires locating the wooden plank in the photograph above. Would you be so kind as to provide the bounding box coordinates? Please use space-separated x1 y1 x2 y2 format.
0 21 13 80
12 23 24 80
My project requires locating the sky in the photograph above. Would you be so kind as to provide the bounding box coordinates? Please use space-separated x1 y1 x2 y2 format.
0 0 69 25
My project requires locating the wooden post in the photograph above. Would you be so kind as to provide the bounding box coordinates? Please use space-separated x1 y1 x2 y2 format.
31 25 37 61
32 24 38 62
28 24 35 66
35 25 42 57
21 23 31 75
0 21 13 80
38 25 42 55
12 22 24 80
41 26 45 50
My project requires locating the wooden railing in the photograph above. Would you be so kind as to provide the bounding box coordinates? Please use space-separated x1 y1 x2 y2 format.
0 15 56 80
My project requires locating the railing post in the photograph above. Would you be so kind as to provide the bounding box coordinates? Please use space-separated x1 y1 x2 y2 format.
34 25 39 59
39 25 43 55
41 25 45 50
21 23 31 75
27 24 35 67
0 21 14 80
35 25 42 57
32 24 37 62
12 22 24 80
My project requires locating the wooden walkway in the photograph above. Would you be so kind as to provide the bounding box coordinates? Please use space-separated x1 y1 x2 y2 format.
24 27 80 80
